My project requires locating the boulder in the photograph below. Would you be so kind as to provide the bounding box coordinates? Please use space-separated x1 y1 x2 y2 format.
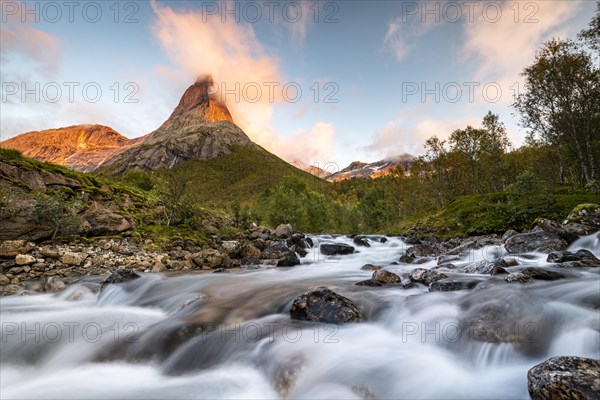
320 243 355 256
428 280 479 292
405 243 446 257
0 274 10 285
0 240 35 258
563 203 600 228
504 231 568 254
192 248 228 269
399 254 415 264
532 218 579 244
409 268 448 285
15 254 36 265
360 264 381 271
276 253 301 267
520 267 565 281
353 235 370 247
505 272 535 284
220 241 241 257
290 287 361 324
546 249 600 268
528 356 599 400
274 224 293 239
372 269 401 284
100 268 141 292
502 230 518 242
462 258 508 275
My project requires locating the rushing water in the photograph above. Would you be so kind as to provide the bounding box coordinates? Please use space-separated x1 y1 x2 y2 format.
1 234 599 399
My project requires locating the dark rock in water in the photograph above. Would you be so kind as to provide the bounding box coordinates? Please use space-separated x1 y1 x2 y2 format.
320 243 355 256
403 235 421 245
289 244 308 258
520 267 565 281
547 249 600 268
355 279 383 287
379 237 388 243
44 277 66 293
429 280 479 292
263 241 300 266
402 281 417 289
212 268 229 273
286 233 307 249
353 235 371 247
502 229 518 242
405 243 446 257
505 231 568 254
274 224 293 239
241 256 259 266
462 258 508 275
372 270 401 284
505 272 535 284
361 264 381 271
276 253 301 267
399 254 415 264
527 356 600 400
409 268 448 285
290 287 361 324
100 268 140 292
305 237 314 248
532 218 579 244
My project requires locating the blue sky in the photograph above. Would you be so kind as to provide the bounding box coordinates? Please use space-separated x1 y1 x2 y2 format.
0 0 595 169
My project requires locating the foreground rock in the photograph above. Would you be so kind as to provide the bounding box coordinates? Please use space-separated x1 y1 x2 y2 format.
320 243 355 256
546 249 600 268
372 270 401 284
100 268 141 292
290 287 361 324
527 356 599 400
462 258 508 275
520 267 565 281
409 268 448 286
505 272 535 284
429 280 479 292
262 242 300 267
505 231 568 254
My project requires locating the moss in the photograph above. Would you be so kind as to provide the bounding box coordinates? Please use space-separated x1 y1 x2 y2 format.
572 203 600 213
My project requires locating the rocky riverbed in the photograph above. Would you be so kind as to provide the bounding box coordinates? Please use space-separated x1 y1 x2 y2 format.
1 205 599 399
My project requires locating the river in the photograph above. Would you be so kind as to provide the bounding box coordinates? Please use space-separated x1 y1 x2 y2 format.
1 234 599 399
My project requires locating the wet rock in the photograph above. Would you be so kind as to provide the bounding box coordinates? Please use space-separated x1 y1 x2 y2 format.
399 254 415 264
520 267 565 281
290 287 361 324
372 270 401 284
353 235 370 247
409 268 448 285
44 276 66 293
276 253 301 267
429 280 479 292
0 240 35 258
273 355 305 397
532 218 579 244
2 284 22 296
405 243 446 257
15 254 36 265
61 252 83 266
505 272 535 284
262 242 300 267
462 258 508 275
286 234 308 249
320 243 355 256
504 231 568 254
546 249 600 268
379 237 388 243
240 243 261 259
403 235 421 245
274 224 293 239
241 256 259 266
289 244 307 258
100 268 141 292
502 229 519 242
528 356 599 400
212 268 230 273
360 264 381 271
355 279 383 287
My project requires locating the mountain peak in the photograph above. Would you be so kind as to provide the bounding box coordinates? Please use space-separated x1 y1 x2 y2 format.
163 76 233 126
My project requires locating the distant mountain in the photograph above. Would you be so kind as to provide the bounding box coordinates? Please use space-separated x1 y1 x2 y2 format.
325 154 415 181
290 160 330 179
0 124 142 172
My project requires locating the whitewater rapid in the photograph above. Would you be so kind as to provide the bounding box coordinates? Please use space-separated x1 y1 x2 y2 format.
1 234 599 399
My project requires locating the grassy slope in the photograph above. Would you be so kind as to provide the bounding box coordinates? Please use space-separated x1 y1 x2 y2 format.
394 190 600 239
152 146 330 206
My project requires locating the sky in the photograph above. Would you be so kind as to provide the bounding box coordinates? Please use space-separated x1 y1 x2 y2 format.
0 0 596 170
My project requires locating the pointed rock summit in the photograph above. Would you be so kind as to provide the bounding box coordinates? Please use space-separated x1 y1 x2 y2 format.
162 76 233 126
